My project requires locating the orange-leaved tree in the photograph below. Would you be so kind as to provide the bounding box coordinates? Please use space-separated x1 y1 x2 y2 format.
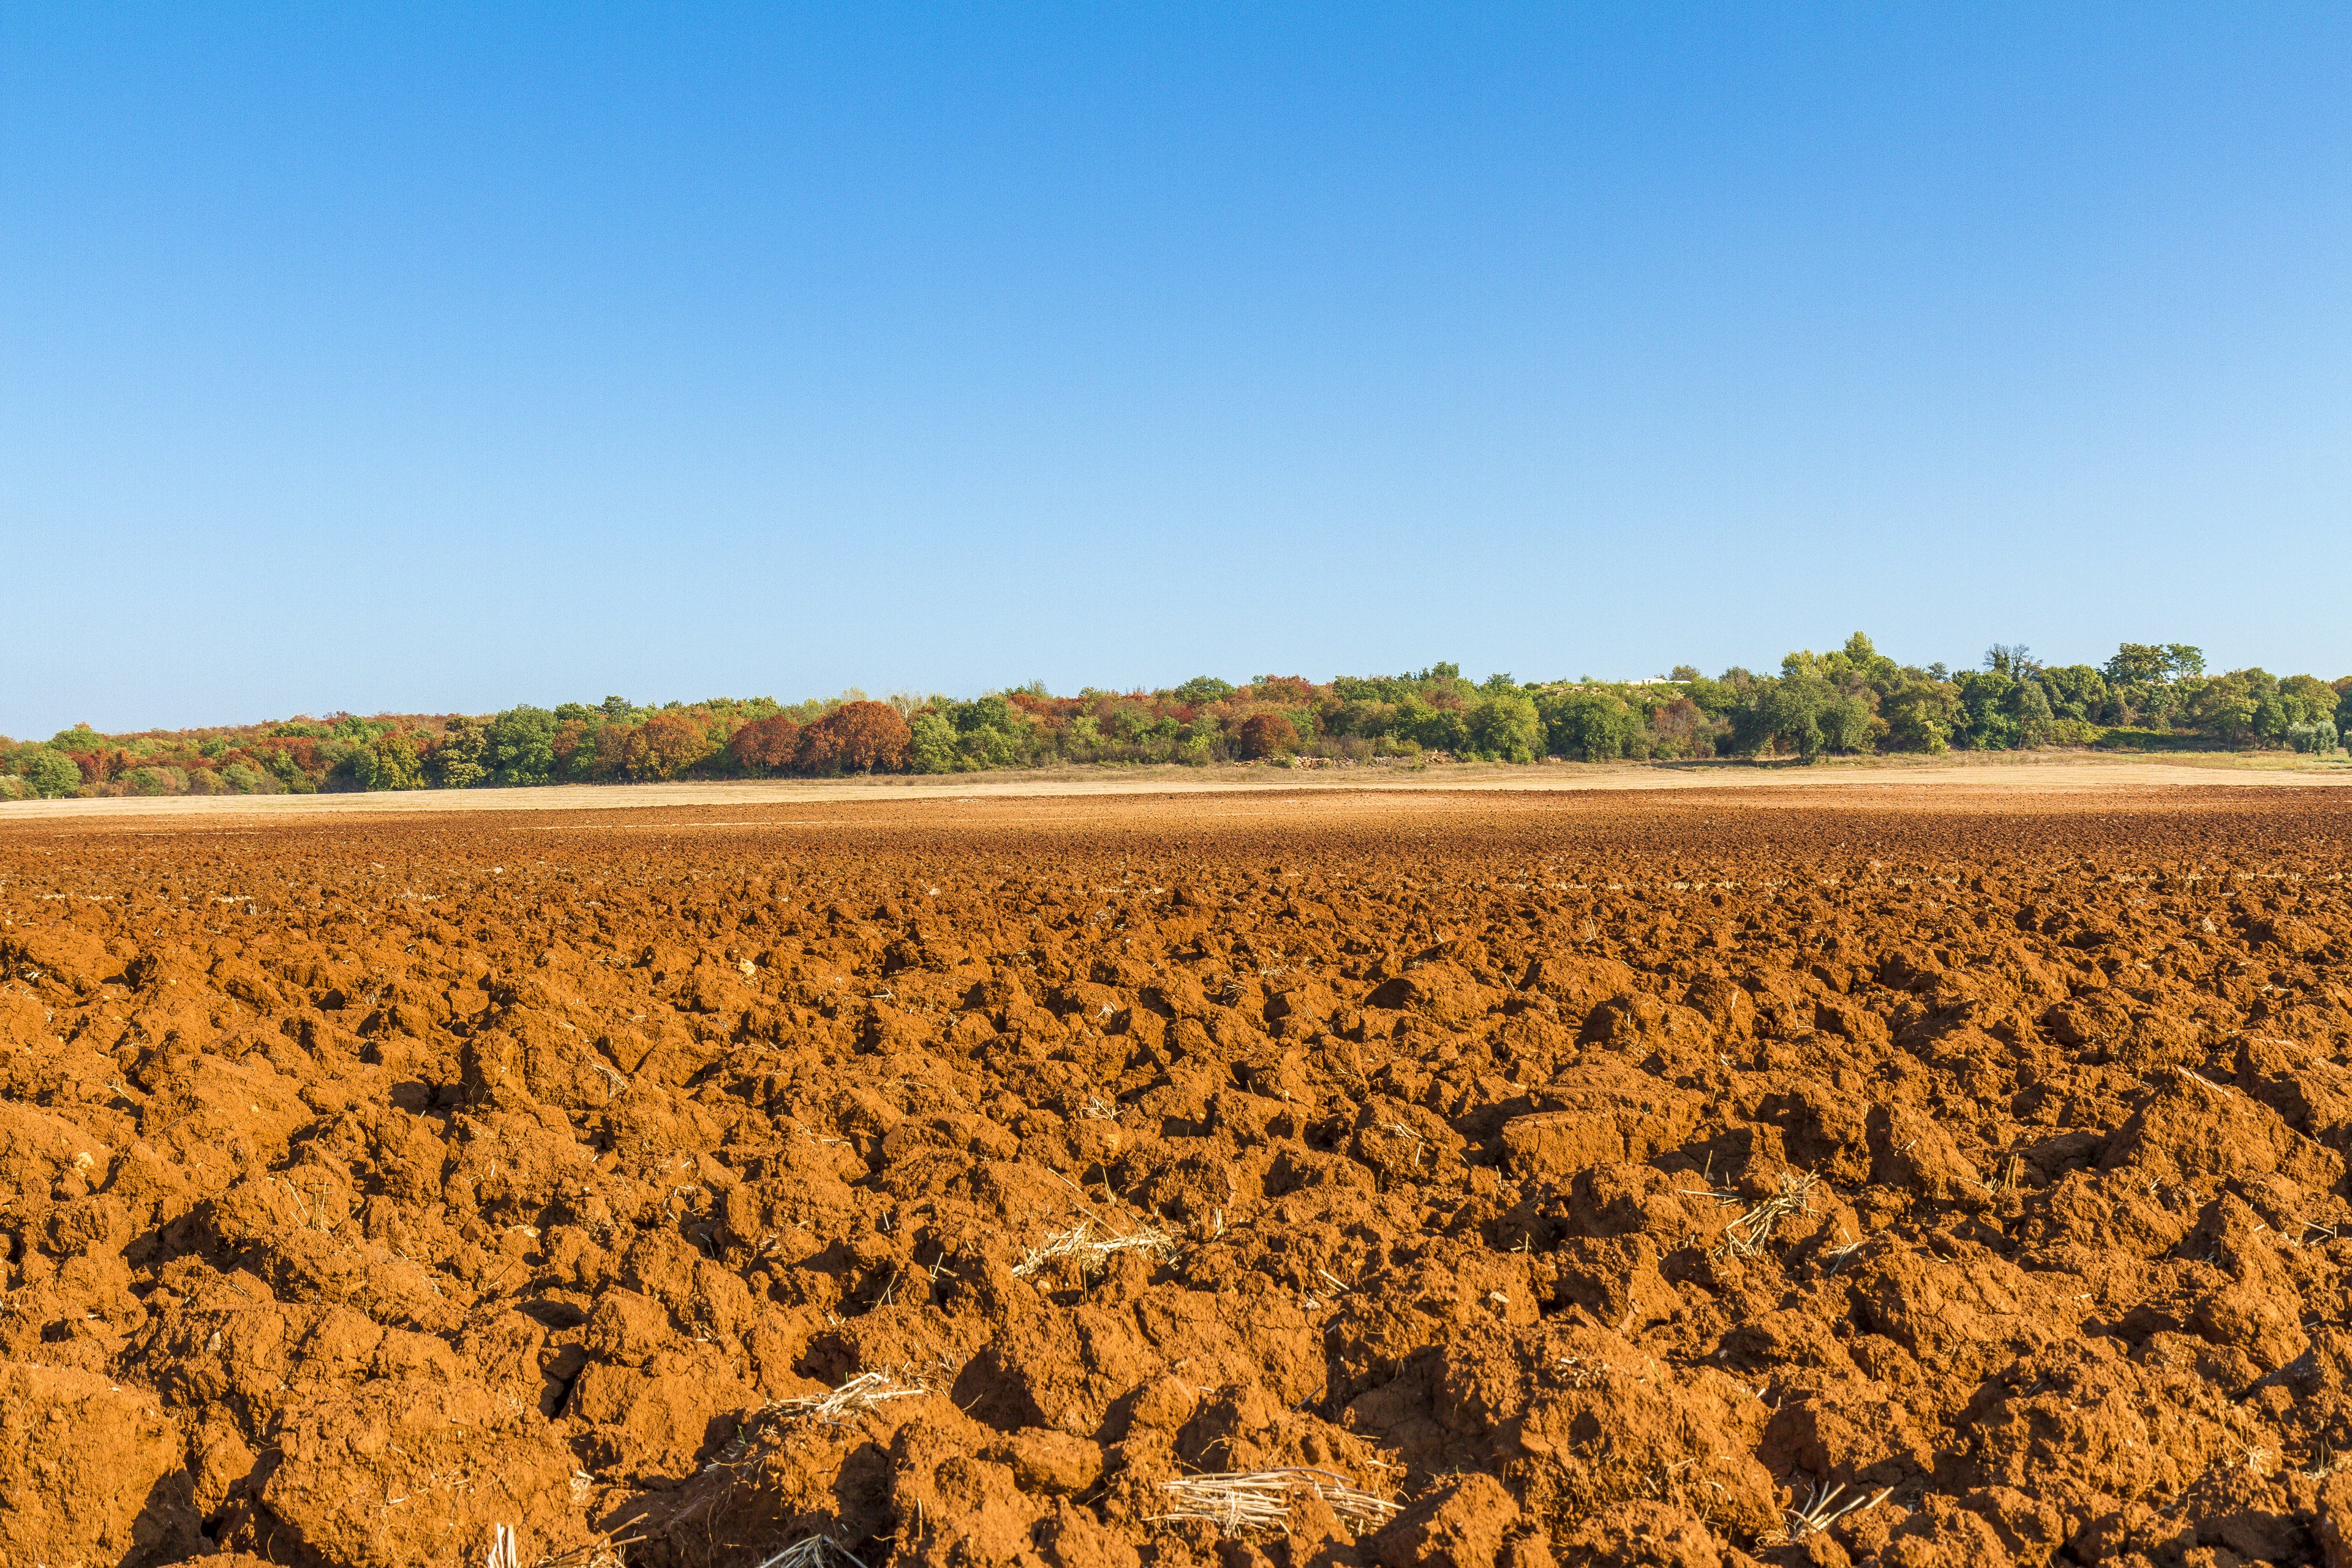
797 701 911 774
728 714 802 775
1234 712 1298 760
625 711 716 780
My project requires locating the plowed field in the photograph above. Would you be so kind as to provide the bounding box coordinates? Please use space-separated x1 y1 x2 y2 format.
5 786 2352 1568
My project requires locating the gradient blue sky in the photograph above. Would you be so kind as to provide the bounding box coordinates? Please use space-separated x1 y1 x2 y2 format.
5 5 2348 737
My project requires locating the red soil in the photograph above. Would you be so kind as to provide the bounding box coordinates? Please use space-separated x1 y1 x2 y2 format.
4 785 2352 1568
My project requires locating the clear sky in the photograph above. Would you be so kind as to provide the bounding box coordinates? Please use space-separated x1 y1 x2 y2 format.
4 5 2348 737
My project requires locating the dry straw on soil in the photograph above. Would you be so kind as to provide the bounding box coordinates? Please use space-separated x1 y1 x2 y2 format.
705 1372 930 1473
1149 1468 1403 1537
1679 1167 1821 1259
1760 1480 1895 1545
753 1371 927 1430
751 1537 870 1568
1011 1218 1178 1280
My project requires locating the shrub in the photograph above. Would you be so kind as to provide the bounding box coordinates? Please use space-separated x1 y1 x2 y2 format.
2288 720 2340 754
220 762 279 794
1234 712 1298 760
2041 718 2105 747
1646 696 1717 759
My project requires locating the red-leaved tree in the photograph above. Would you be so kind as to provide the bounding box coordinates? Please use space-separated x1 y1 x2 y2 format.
796 701 911 774
1234 712 1298 760
728 714 802 775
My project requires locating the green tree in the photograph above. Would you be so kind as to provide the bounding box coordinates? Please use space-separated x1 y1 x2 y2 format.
1170 676 1235 706
2040 666 2109 721
942 693 1031 767
2103 644 2168 687
1468 693 1542 761
2012 677 2055 746
2278 674 2337 728
1681 674 1740 716
1954 671 2019 749
1882 680 1962 753
430 718 491 787
1752 676 1855 760
486 706 558 786
1728 675 1841 760
2286 720 2340 754
1409 701 1471 754
221 762 276 794
1540 690 1642 761
950 694 1022 734
1819 692 1874 754
2183 673 2260 746
1815 633 1898 690
2101 643 2206 728
368 730 426 790
20 748 80 799
907 713 960 773
1983 644 2038 679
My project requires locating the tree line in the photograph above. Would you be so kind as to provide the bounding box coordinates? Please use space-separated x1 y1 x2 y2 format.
4 636 2346 801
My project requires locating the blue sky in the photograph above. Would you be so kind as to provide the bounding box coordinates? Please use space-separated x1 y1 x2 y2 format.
4 5 2348 736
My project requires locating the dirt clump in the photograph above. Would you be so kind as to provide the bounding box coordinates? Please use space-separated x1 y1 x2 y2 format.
2 786 2352 1566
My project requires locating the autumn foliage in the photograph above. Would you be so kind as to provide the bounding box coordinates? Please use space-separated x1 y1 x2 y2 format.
1234 712 1298 760
624 711 715 780
15 633 2343 803
727 714 802 775
794 701 910 774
